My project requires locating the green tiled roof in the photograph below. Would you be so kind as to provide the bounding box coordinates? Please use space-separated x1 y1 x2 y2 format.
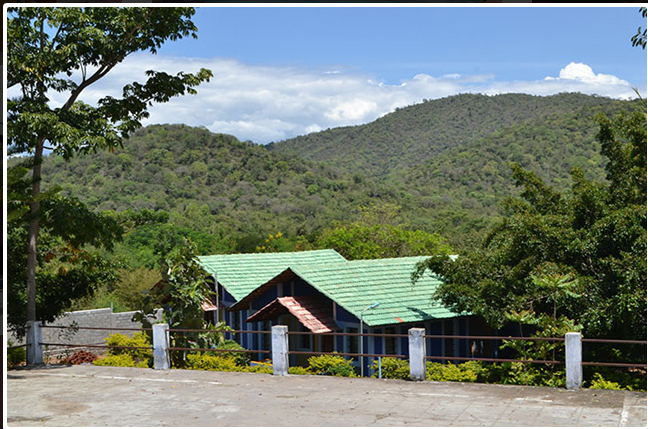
275 256 459 327
197 249 347 301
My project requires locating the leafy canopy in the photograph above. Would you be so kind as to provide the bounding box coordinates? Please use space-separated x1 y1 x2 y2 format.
7 6 212 326
7 7 212 156
417 109 646 342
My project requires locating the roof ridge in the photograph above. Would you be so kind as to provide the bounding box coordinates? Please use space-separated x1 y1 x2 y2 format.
198 248 344 259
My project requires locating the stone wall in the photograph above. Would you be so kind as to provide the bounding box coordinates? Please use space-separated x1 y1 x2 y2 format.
7 308 162 354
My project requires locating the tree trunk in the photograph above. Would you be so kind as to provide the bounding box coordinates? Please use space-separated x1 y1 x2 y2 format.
26 140 44 322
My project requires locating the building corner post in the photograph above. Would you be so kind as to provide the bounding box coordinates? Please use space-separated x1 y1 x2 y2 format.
409 327 426 381
272 325 289 376
26 320 44 365
565 332 582 390
153 323 170 370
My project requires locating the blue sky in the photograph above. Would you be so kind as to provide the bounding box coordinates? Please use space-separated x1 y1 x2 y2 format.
33 5 648 144
158 7 646 85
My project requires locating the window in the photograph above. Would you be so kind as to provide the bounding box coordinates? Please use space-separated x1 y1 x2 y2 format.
297 323 312 350
345 327 358 354
384 327 396 356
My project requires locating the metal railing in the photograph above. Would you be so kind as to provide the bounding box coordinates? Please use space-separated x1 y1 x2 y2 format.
38 325 153 353
581 338 647 369
13 322 647 389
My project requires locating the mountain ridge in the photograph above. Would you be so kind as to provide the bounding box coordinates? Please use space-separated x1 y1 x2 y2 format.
29 92 642 250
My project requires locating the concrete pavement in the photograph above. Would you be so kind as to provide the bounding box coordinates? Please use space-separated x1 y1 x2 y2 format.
5 364 647 426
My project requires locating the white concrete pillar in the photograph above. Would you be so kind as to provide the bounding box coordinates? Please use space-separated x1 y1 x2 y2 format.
26 321 44 365
565 332 582 390
153 323 170 370
272 325 289 376
409 327 426 381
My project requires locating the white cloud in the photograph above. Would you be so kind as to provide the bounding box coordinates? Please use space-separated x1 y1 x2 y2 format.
8 54 641 144
546 62 629 86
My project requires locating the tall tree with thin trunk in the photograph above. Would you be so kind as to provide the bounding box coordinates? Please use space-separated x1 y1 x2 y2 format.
7 7 212 323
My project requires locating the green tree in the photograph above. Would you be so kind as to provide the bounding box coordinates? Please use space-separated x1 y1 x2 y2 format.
7 164 122 335
7 7 212 323
135 238 240 367
319 222 452 260
631 7 647 49
417 109 646 345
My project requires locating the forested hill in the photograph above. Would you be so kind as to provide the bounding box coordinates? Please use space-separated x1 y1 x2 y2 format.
36 93 642 251
268 93 638 179
40 124 398 244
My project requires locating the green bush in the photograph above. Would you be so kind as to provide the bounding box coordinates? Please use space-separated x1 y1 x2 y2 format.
184 353 243 372
288 366 312 375
244 364 273 374
489 362 566 388
584 367 646 391
105 332 152 360
94 354 148 368
307 354 357 377
426 361 487 383
589 373 622 390
371 357 410 380
7 341 26 368
214 340 252 367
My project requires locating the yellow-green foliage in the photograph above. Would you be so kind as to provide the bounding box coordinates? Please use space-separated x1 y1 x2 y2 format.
245 364 273 374
94 354 148 368
185 353 243 372
288 366 311 375
426 361 487 383
307 354 357 377
371 357 410 380
105 332 152 360
589 373 623 390
101 332 152 368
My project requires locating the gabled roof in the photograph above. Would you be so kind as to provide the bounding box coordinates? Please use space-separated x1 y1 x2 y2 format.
197 249 346 302
245 296 339 334
233 256 460 327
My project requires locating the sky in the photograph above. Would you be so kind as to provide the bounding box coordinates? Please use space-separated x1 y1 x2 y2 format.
17 5 648 144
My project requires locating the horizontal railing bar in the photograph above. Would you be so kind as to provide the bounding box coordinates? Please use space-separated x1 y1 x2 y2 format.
167 347 269 354
582 361 647 368
286 331 407 338
40 343 152 350
166 328 270 334
7 344 28 349
287 350 407 359
423 334 563 342
425 355 562 365
36 326 647 345
582 339 647 345
43 325 152 331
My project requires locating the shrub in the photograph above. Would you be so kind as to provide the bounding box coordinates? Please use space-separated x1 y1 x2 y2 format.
7 341 26 368
426 361 487 383
371 357 410 380
589 373 623 390
244 364 273 374
103 332 152 368
584 367 646 391
288 366 312 375
307 354 357 377
490 362 565 388
94 354 148 368
185 353 243 372
214 339 251 367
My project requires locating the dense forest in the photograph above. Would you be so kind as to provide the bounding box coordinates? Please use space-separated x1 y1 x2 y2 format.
9 92 642 316
34 92 641 251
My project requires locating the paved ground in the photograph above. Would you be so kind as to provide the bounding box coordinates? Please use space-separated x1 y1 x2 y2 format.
5 364 647 427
